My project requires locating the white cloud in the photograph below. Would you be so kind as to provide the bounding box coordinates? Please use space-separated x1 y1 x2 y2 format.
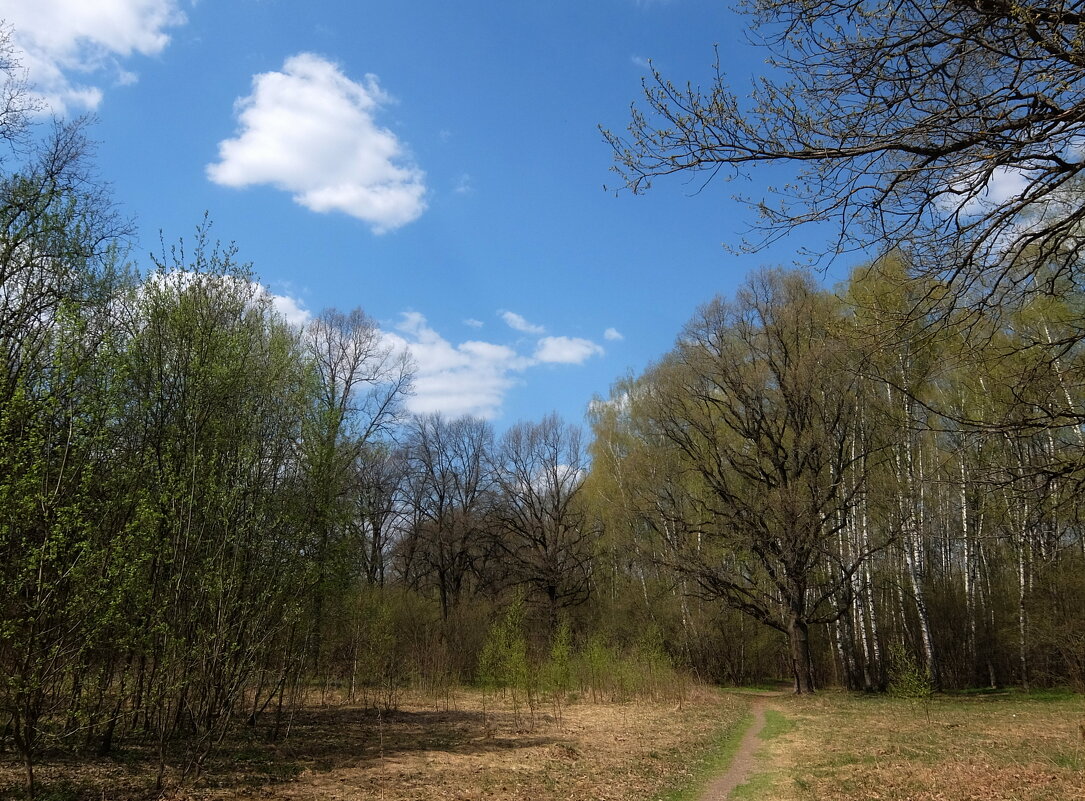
1 0 187 114
463 318 484 328
501 310 546 335
266 291 311 327
534 336 605 365
956 166 1034 218
115 68 139 87
604 327 624 341
380 312 607 418
383 312 531 419
141 270 312 327
207 53 427 233
453 173 473 194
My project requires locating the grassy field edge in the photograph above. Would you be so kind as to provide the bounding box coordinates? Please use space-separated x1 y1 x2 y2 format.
654 695 756 801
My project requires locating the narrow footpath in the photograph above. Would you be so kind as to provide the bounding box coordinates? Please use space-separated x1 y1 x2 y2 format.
699 695 769 801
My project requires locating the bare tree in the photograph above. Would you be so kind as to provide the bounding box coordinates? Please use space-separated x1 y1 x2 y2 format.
604 1 1085 306
350 443 410 587
491 414 597 632
399 414 498 619
0 24 39 151
0 120 130 403
301 307 413 652
305 307 413 446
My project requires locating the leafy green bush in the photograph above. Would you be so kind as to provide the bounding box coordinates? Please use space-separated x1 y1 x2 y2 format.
888 642 933 722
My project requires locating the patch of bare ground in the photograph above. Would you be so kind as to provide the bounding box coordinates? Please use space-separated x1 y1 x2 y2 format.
699 695 771 801
747 691 1085 801
0 686 747 801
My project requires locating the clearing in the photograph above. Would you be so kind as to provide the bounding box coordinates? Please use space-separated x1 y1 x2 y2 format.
0 686 747 800
719 689 1085 801
4 687 1083 800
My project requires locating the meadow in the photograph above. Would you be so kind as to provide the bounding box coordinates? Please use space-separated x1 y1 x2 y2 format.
727 689 1085 801
4 685 1081 801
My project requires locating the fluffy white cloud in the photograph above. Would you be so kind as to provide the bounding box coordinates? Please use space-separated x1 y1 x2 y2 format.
501 311 545 335
266 291 311 327
534 336 605 365
382 312 606 418
1 0 186 113
604 327 624 341
384 312 531 419
207 53 427 233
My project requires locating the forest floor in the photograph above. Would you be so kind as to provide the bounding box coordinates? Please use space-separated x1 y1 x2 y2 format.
3 687 1083 800
0 685 749 801
718 688 1085 801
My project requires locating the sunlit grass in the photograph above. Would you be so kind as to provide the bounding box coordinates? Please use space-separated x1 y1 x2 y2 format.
732 690 1085 801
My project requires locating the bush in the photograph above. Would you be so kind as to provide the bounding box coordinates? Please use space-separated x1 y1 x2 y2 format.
888 642 933 722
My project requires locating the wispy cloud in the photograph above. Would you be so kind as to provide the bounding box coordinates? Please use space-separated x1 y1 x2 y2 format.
604 327 624 341
2 0 187 113
463 318 484 328
535 336 604 365
207 53 427 233
453 173 473 195
501 310 546 335
382 312 606 418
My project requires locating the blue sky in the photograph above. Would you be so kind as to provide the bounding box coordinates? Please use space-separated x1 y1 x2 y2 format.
2 0 850 428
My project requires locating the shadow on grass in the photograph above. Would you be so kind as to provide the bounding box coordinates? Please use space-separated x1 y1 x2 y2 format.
0 705 563 801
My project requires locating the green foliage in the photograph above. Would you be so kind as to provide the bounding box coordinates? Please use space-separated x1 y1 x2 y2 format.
478 595 531 696
331 587 406 709
541 617 573 699
564 629 689 704
888 642 934 701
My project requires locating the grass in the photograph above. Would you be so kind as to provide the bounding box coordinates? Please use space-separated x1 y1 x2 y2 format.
758 708 793 739
0 686 749 801
652 707 755 801
722 680 794 694
729 707 794 801
730 690 1085 801
4 687 1079 800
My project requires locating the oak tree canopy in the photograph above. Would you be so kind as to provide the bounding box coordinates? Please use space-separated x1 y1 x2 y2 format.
605 0 1085 305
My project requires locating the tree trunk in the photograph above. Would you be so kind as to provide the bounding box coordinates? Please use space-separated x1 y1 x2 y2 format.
547 585 559 637
788 617 815 693
12 719 35 801
903 522 939 688
1017 538 1030 691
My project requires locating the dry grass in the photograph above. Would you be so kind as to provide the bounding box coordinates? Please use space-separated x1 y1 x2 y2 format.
739 690 1085 801
0 686 747 801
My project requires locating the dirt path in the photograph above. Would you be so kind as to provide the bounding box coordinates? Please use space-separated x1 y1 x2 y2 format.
699 695 771 801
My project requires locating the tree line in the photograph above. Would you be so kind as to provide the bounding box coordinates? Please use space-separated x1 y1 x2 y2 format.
587 260 1085 695
0 45 612 792
598 0 1085 697
0 198 604 791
